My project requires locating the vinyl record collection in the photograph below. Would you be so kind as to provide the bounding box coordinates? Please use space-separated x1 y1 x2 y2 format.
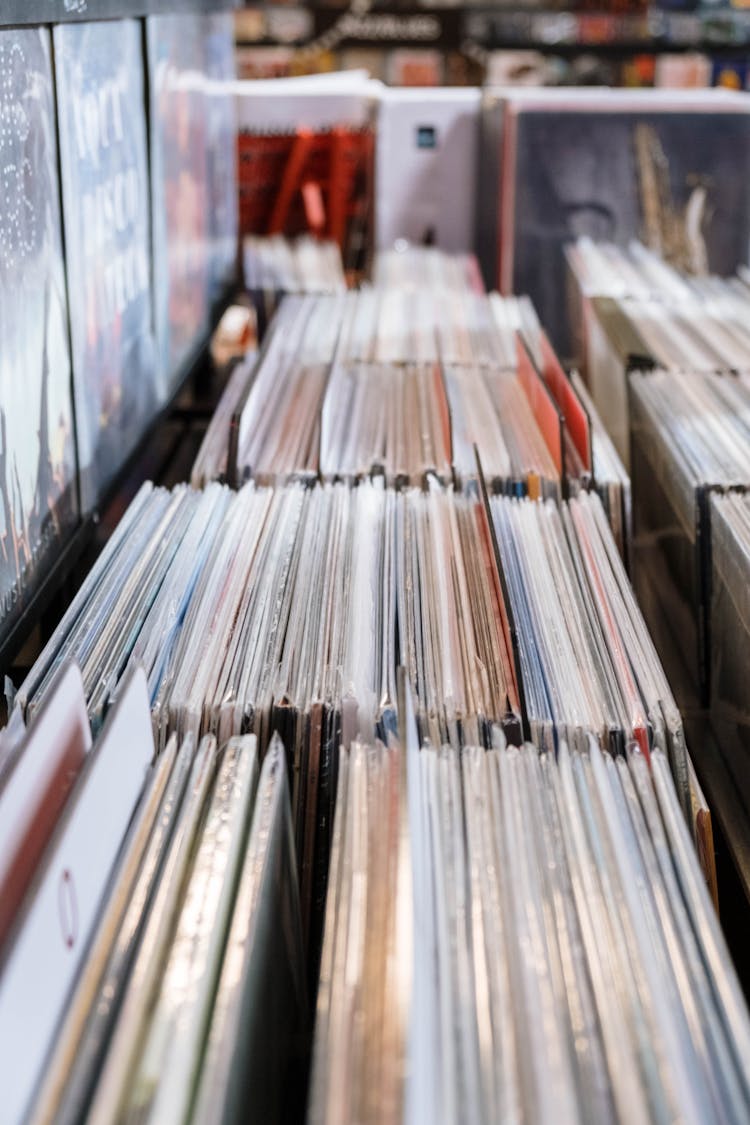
566 237 750 717
569 370 632 567
569 237 750 876
3 246 750 1123
310 728 750 1125
5 663 304 1125
191 353 258 488
372 245 485 293
568 236 750 463
243 236 347 334
243 235 347 298
630 368 750 698
490 490 689 810
212 263 606 514
709 492 750 766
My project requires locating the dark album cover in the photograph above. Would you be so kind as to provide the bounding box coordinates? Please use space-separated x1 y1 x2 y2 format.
506 105 750 353
0 29 78 639
55 20 160 513
147 14 213 392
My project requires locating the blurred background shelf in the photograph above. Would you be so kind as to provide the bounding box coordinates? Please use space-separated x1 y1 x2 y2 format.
235 5 750 52
1 0 238 28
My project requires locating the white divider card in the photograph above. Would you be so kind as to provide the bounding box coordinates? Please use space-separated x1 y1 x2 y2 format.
0 664 154 1125
0 28 78 638
0 662 91 952
54 20 161 513
147 14 213 392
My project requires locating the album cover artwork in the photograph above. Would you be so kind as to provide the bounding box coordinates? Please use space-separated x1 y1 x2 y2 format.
148 14 213 392
0 29 78 638
205 13 239 306
507 105 750 351
55 19 160 512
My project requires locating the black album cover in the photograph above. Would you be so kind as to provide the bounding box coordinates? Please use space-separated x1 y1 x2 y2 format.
507 103 750 354
0 29 78 639
55 20 160 513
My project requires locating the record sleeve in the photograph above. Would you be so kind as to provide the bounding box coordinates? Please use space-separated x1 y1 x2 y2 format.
54 20 160 513
204 14 239 306
494 92 750 352
0 29 78 643
147 14 213 392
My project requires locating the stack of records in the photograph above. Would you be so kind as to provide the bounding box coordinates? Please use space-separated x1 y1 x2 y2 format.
243 234 346 336
310 725 750 1125
210 284 569 494
165 477 397 949
708 492 750 776
26 727 304 1125
629 368 750 701
398 482 521 746
17 483 231 730
490 491 690 818
5 236 748 1125
566 236 692 305
488 290 542 370
229 295 346 482
243 235 346 297
321 360 452 485
334 287 508 370
567 237 750 463
570 370 632 568
191 353 258 488
308 735 408 1125
21 477 396 945
611 298 750 378
372 246 485 294
443 363 558 495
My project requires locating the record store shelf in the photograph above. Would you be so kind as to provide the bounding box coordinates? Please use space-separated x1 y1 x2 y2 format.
236 4 750 53
0 0 239 28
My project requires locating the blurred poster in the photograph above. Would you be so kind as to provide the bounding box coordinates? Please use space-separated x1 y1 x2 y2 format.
0 29 78 636
148 14 212 392
55 20 160 512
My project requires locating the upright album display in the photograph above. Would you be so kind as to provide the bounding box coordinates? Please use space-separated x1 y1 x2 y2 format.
0 13 239 655
147 13 238 392
55 19 160 512
0 29 78 638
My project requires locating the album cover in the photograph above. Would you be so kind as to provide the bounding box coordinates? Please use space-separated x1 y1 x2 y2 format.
55 20 160 513
147 15 213 392
0 29 78 641
495 93 750 352
204 13 239 306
